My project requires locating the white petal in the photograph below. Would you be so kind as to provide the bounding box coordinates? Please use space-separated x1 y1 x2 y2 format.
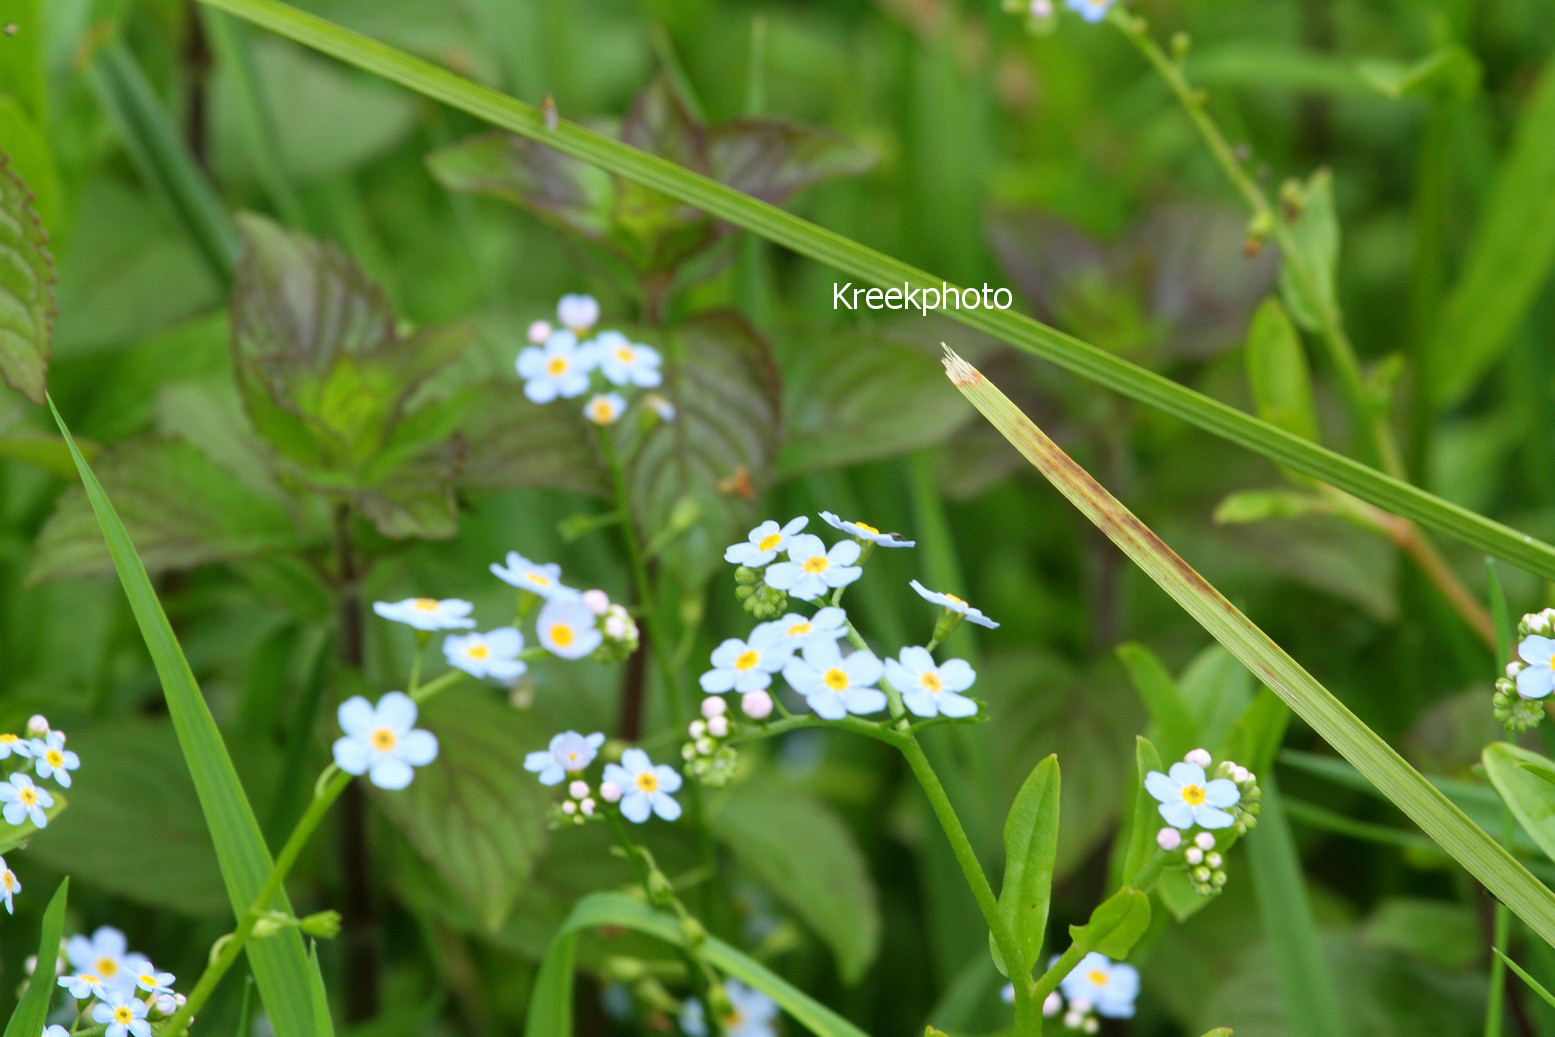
398 730 439 766
338 697 375 737
333 737 372 776
375 691 418 734
369 757 414 791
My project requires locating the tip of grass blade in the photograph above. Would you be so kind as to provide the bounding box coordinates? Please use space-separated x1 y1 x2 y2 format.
941 344 981 388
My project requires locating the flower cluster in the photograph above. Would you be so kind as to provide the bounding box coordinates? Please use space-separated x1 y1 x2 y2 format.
1001 952 1138 1033
517 293 672 427
0 715 77 915
525 731 684 827
683 698 740 787
54 926 183 1037
1147 748 1261 897
707 512 993 741
1495 608 1555 731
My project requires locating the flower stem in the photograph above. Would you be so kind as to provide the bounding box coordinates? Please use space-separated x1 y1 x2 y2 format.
1031 851 1167 1004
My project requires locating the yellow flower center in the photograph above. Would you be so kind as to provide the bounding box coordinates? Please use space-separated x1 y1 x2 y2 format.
18 787 36 806
413 598 439 611
371 728 398 752
140 974 157 987
1181 784 1207 806
1 871 13 890
944 593 968 607
1088 969 1109 985
468 644 491 660
46 750 64 767
803 555 830 574
526 572 551 587
547 356 569 376
788 621 811 636
920 672 943 693
854 521 879 534
115 1007 133 1023
0 734 16 745
757 533 783 551
726 1010 746 1027
734 650 760 671
823 668 849 691
98 959 118 978
80 973 100 986
635 771 660 794
550 624 576 648
589 399 614 422
615 346 635 363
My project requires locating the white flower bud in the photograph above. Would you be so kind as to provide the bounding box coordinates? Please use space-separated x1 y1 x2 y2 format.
1157 827 1182 851
1042 992 1062 1016
1194 866 1212 882
1509 662 1524 678
581 589 611 616
1084 1019 1099 1035
527 320 553 344
1185 748 1213 768
1185 848 1203 865
700 697 728 719
1064 1011 1084 1028
1029 0 1054 18
741 690 774 719
23 955 36 977
1232 765 1252 783
155 993 181 1015
26 715 49 736
689 719 707 739
1070 999 1093 1014
707 715 729 739
695 737 715 755
1206 852 1222 868
581 798 595 816
562 800 577 815
600 781 622 803
568 780 589 799
604 606 635 641
1194 832 1216 850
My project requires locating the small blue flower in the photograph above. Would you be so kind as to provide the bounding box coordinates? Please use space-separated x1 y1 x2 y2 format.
372 597 476 632
584 391 627 426
701 623 795 694
517 329 595 403
491 551 578 601
646 394 677 422
909 579 999 628
724 516 808 567
765 535 862 602
66 927 129 984
127 958 175 996
0 733 30 760
885 647 978 719
0 773 53 828
1065 0 1115 23
444 628 528 681
29 732 79 788
819 511 915 548
595 331 663 388
0 857 16 915
1516 635 1555 699
333 692 439 791
556 293 600 335
59 970 114 1002
773 607 848 648
44 1026 70 1037
537 598 604 659
525 731 605 786
782 639 886 719
1145 762 1239 830
92 990 151 1037
1058 952 1139 1018
680 980 780 1037
602 749 683 823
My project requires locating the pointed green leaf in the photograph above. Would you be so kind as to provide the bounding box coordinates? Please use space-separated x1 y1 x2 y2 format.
0 153 52 403
1484 742 1555 865
1244 297 1317 442
1277 170 1339 333
1068 887 1151 960
995 754 1060 976
47 398 331 1037
1117 644 1198 759
3 878 67 1037
1121 737 1165 884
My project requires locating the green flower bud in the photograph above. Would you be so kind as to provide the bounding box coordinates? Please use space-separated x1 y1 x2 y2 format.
301 911 343 939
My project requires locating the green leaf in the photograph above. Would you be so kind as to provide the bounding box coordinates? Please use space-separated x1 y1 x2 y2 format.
47 398 331 1037
778 330 972 477
711 779 881 984
1068 887 1151 959
0 152 53 403
1484 742 1555 865
946 353 1555 952
1494 949 1555 1011
1199 1030 1234 1037
29 438 301 582
373 692 551 931
456 378 607 496
1117 643 1198 759
196 0 1555 580
0 791 67 855
1357 46 1480 100
619 311 780 587
995 755 1060 977
1121 737 1165 884
1243 298 1316 442
1276 170 1339 334
22 720 231 915
2 878 67 1037
1213 488 1329 525
1431 60 1555 407
527 892 871 1037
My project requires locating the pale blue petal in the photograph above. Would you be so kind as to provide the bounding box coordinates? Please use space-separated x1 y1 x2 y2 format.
939 692 979 719
1143 770 1177 803
369 757 414 791
333 737 371 776
700 668 736 693
1167 761 1207 786
1517 666 1555 699
844 688 887 715
655 766 683 793
1157 800 1194 828
1521 636 1555 665
901 690 937 718
1193 804 1236 829
338 697 375 738
937 659 976 691
764 562 801 591
376 691 418 734
844 650 883 685
398 730 439 766
650 792 682 822
620 792 651 823
620 748 650 774
807 691 848 720
1203 778 1240 808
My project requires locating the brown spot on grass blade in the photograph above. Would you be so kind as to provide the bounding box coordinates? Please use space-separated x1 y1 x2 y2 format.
947 359 1555 951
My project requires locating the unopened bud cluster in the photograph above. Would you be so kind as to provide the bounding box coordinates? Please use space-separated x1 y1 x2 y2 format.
1151 748 1261 900
1495 609 1555 732
733 566 788 619
683 698 739 787
551 778 600 828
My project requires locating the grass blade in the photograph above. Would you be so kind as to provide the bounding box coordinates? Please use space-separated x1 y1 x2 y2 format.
1495 948 1555 1010
47 398 330 1037
3 878 67 1037
940 348 1555 949
191 0 1555 580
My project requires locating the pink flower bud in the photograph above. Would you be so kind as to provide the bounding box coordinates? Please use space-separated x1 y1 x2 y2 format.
569 780 589 799
1042 992 1063 1017
700 697 728 719
1185 847 1203 865
562 800 577 815
1194 831 1216 850
581 798 596 816
26 715 48 736
741 690 774 720
600 781 622 803
1185 747 1212 768
707 715 729 738
1156 827 1182 851
581 589 611 616
527 320 553 345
